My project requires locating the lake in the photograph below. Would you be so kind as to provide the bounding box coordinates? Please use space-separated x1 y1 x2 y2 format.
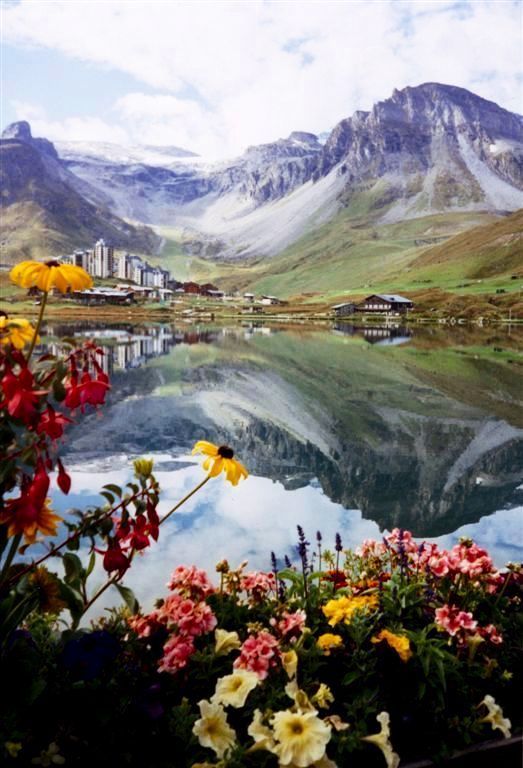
42 320 523 612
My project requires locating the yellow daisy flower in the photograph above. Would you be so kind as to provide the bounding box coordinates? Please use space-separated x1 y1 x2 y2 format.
317 633 343 654
371 629 413 663
322 594 379 627
10 260 92 293
0 313 39 350
192 441 248 486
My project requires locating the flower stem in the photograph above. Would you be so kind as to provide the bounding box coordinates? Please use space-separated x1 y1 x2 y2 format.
26 290 48 362
0 534 22 586
159 475 210 526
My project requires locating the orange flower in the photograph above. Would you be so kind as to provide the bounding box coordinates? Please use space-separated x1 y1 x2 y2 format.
10 260 92 293
371 629 413 662
192 441 248 486
0 496 62 545
0 466 62 545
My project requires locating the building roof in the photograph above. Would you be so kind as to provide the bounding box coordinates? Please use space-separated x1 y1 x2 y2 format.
331 302 355 309
369 294 412 303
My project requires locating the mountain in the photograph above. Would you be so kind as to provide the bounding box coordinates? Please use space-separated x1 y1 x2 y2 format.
0 121 162 262
55 83 523 260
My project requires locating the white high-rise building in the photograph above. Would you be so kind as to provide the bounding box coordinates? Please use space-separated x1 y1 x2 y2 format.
93 239 114 278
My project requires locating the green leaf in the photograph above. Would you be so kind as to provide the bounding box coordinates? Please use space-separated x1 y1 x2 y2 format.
52 380 67 402
115 584 139 614
100 491 115 505
59 583 85 622
63 552 83 586
103 484 122 498
85 551 96 578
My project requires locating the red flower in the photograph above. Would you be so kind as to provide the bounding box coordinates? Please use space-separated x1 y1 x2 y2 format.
37 406 72 440
56 458 71 495
0 465 61 544
1 367 46 423
101 539 130 575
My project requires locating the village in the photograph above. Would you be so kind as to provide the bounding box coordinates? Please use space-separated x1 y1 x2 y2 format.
53 239 416 319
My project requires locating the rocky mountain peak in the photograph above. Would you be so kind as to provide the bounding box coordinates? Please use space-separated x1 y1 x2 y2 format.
2 120 59 160
2 120 33 141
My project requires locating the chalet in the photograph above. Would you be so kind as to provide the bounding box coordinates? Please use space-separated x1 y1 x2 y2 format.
357 294 414 314
332 302 356 317
261 295 286 306
183 282 202 294
200 283 219 296
206 289 225 299
73 288 134 305
244 293 255 302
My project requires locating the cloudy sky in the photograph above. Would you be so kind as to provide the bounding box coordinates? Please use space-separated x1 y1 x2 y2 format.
1 0 522 158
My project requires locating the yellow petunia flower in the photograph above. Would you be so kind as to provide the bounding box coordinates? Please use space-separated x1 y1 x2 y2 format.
10 260 92 293
478 694 511 739
316 633 343 654
192 441 248 486
361 712 400 768
0 313 39 350
371 629 413 663
322 594 379 627
211 669 259 708
192 699 236 759
271 708 332 768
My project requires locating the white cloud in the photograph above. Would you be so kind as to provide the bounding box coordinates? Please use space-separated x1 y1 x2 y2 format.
4 1 522 156
11 100 130 144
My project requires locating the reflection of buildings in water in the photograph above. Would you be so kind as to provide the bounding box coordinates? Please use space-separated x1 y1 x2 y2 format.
333 323 413 345
43 325 230 373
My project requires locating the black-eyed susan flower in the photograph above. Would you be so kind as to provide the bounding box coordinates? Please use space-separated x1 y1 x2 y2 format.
192 441 248 486
10 260 93 293
0 312 39 350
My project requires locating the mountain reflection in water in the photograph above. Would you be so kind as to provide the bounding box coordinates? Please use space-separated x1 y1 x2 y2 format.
43 321 523 592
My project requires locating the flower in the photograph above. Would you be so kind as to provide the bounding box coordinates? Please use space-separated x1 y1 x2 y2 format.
361 712 400 768
158 634 196 674
192 700 236 758
478 695 511 739
271 609 307 639
316 633 343 654
192 441 248 486
10 260 92 293
322 594 379 627
29 567 66 614
5 742 22 758
271 708 332 768
311 684 334 710
214 628 241 656
133 457 154 478
30 742 65 766
0 467 62 545
434 604 477 637
371 629 412 662
212 669 260 708
281 649 298 679
0 313 38 349
248 709 276 752
233 630 280 680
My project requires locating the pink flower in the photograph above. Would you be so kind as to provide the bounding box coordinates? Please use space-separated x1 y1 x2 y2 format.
356 539 387 558
270 609 307 639
481 624 503 645
167 565 215 599
435 604 477 636
158 634 196 673
240 571 277 601
233 631 280 680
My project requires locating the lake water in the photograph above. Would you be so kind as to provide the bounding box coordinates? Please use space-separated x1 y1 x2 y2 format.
42 320 523 612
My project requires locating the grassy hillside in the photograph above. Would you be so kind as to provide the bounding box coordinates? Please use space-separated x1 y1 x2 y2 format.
159 210 496 295
164 208 521 304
